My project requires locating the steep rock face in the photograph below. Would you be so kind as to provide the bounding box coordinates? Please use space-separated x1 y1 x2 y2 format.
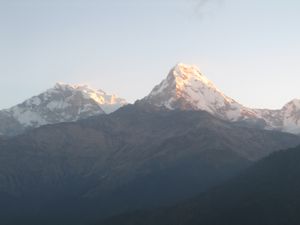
142 63 300 134
0 83 127 136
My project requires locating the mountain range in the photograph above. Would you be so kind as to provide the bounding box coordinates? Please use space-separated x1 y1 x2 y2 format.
1 63 299 137
0 103 300 225
0 83 127 136
141 63 300 134
0 63 300 224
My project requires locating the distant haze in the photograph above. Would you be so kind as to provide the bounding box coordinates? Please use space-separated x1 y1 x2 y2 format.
0 0 300 109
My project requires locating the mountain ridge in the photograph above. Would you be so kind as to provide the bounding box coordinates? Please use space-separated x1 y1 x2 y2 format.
1 103 300 224
1 63 299 136
0 83 127 136
141 63 300 134
101 145 300 225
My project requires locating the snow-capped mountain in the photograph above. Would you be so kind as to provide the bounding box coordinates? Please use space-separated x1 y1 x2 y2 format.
65 83 127 114
281 100 300 133
256 99 300 134
142 63 300 134
142 63 258 121
0 83 127 136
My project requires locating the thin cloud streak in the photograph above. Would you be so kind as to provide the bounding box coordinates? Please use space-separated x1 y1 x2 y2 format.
188 0 224 18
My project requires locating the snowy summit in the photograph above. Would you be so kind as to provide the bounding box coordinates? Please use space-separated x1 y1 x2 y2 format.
143 63 257 121
143 63 300 134
0 83 127 136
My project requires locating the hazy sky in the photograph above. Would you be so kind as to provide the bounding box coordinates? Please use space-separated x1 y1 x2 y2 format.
1 0 300 109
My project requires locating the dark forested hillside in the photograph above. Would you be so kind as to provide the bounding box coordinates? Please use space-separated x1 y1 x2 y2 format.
0 104 299 225
102 145 300 225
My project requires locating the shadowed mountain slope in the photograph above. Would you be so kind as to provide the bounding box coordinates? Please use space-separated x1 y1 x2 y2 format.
0 104 299 224
102 145 300 225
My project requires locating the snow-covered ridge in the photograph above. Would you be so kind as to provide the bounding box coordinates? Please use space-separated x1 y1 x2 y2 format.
0 83 127 136
0 63 299 136
143 63 300 134
144 63 258 122
53 83 127 113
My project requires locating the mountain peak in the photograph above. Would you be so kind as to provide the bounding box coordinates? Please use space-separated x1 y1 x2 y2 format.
284 99 300 108
53 82 77 89
143 63 248 120
51 83 127 113
173 63 199 73
142 63 300 134
173 63 202 77
170 63 219 93
53 82 93 91
0 83 127 136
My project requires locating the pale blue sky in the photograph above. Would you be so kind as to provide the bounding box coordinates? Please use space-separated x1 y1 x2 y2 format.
0 0 299 109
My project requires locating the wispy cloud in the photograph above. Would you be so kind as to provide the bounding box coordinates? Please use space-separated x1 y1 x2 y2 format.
188 0 223 18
